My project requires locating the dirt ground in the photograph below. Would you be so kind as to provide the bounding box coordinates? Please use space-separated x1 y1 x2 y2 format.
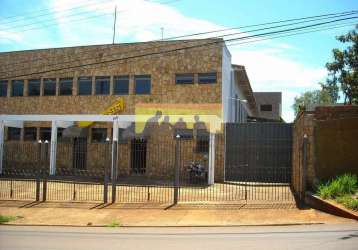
0 200 356 227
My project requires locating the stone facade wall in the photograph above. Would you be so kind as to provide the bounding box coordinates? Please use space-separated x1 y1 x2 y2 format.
0 40 225 182
0 40 223 115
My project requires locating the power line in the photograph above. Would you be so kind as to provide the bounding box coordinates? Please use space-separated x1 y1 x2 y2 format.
1 11 356 73
1 16 357 80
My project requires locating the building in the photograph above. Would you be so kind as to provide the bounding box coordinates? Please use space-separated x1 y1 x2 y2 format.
253 92 282 121
0 39 282 182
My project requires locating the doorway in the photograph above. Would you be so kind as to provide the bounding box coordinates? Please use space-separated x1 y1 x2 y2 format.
73 137 87 170
131 138 147 174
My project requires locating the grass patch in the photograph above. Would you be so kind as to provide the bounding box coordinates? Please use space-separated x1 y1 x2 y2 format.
106 220 121 228
316 174 358 211
0 215 21 224
336 195 358 211
317 174 357 199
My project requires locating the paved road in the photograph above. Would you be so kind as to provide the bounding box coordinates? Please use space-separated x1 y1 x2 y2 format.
1 224 357 250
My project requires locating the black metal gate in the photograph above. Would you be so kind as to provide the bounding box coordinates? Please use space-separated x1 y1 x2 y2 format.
225 123 293 183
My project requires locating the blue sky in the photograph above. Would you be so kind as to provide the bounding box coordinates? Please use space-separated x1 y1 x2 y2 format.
0 0 357 121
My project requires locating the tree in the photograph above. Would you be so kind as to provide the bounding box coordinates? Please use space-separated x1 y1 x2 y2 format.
292 88 335 116
325 26 358 104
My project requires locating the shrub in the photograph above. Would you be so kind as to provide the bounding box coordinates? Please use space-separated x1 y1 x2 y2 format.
317 174 357 199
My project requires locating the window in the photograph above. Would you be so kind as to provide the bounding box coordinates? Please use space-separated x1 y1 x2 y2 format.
260 104 272 112
24 127 37 141
78 77 92 95
59 78 73 96
176 74 194 84
198 72 217 84
91 128 107 143
95 76 110 95
7 127 21 140
113 76 129 95
28 79 40 96
40 127 51 141
135 75 151 94
11 80 24 96
43 78 56 96
0 80 7 97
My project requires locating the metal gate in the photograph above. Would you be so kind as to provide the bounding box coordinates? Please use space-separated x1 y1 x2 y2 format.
224 122 293 202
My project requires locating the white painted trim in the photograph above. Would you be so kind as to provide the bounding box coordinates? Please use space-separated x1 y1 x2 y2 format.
49 121 58 175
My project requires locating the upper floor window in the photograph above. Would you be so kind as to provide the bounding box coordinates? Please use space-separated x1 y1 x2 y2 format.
7 127 21 140
176 74 194 84
198 72 217 84
135 75 151 95
24 127 37 141
260 104 272 112
78 77 92 95
59 78 73 96
43 78 56 96
0 80 7 97
28 79 40 96
91 128 107 143
113 76 129 95
95 76 110 95
11 80 24 97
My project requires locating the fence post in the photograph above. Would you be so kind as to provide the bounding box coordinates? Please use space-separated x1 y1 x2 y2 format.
174 134 180 204
104 171 108 204
0 121 4 175
42 171 47 202
301 134 308 204
111 141 117 203
36 171 40 202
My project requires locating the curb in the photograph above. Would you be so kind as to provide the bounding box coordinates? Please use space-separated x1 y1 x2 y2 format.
0 222 325 228
305 193 358 221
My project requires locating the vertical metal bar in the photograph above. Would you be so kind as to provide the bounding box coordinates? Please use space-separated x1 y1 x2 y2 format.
174 135 180 204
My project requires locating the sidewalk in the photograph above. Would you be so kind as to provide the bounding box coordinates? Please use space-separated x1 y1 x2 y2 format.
0 200 356 227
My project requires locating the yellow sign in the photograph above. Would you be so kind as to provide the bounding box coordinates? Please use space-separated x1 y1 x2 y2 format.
78 97 125 127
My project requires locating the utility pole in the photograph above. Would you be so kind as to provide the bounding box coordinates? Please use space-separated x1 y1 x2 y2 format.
161 27 164 40
112 5 117 44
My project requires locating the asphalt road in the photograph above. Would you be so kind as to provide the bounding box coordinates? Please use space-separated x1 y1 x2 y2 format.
1 224 357 250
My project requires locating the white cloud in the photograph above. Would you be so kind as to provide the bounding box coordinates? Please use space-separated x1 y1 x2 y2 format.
0 29 23 43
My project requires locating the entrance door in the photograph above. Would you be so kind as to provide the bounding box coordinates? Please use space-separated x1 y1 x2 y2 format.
73 137 87 170
131 139 147 174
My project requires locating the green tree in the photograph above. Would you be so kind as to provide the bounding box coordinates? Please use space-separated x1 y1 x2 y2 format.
325 26 358 104
292 88 334 116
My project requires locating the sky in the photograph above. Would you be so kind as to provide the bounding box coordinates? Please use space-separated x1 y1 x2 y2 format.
0 0 357 122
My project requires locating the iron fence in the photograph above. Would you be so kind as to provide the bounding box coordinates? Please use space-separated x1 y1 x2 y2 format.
0 129 295 205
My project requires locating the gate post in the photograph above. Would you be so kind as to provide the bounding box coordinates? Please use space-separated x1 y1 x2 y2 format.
174 134 180 204
301 134 308 204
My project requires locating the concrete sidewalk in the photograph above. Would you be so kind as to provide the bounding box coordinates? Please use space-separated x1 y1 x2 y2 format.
0 200 356 227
